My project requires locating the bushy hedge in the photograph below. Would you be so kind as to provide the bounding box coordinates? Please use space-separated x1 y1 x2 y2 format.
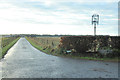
60 36 120 53
110 36 120 49
60 36 94 52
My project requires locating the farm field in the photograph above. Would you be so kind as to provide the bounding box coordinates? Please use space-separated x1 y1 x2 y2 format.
26 37 61 55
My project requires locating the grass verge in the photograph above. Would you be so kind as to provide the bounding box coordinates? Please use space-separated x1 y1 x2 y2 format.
55 54 119 62
26 37 50 53
0 37 20 59
26 37 119 62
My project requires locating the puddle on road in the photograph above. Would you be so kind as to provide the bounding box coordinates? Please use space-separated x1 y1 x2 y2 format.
22 47 27 49
29 58 34 60
91 68 111 73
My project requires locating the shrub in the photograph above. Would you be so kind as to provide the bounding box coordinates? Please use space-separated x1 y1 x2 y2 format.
60 36 120 55
60 36 95 53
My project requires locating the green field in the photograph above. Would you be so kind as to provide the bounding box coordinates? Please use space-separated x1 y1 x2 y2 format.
0 37 20 59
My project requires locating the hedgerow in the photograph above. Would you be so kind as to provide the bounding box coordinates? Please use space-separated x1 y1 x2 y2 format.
60 36 120 57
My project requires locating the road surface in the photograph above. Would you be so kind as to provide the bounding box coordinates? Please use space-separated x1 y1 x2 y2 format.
0 38 118 78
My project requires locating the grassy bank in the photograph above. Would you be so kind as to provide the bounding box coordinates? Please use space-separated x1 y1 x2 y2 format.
55 54 119 62
26 37 119 62
0 37 20 59
26 37 58 54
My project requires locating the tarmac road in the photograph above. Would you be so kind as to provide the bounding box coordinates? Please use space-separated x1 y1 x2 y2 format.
0 38 118 78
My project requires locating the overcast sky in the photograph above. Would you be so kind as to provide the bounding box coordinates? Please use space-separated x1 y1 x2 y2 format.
0 0 119 35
